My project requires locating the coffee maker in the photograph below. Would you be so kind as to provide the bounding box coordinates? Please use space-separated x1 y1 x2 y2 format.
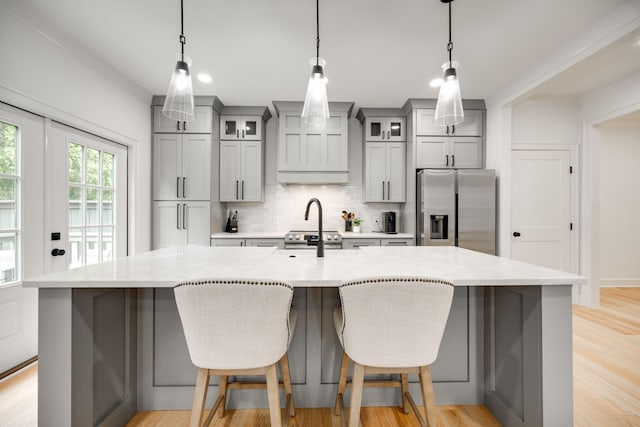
381 211 397 234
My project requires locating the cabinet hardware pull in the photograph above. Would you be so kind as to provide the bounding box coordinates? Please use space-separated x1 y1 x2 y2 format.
183 204 187 229
176 177 180 198
242 129 245 138
241 180 245 200
183 121 187 131
446 126 449 135
387 130 390 139
236 129 239 138
176 204 181 229
176 121 181 132
451 155 455 167
387 181 391 200
236 180 239 200
182 177 187 198
452 124 455 134
382 181 385 200
445 155 449 166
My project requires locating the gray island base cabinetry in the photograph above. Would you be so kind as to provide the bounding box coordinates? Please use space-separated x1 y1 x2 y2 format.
24 246 585 427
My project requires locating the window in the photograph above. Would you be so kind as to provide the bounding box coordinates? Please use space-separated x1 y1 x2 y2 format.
68 142 116 268
0 120 19 284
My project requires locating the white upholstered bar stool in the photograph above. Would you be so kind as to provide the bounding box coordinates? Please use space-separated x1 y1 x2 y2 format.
174 279 297 427
333 277 454 427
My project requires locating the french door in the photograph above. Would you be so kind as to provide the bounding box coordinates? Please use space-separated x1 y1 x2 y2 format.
46 122 127 274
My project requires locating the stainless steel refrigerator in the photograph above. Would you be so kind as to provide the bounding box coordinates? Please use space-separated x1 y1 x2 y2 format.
417 169 496 255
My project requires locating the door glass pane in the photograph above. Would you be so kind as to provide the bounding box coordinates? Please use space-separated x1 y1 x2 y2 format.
244 121 257 136
69 186 83 226
69 143 83 183
390 122 402 137
86 147 99 185
86 227 99 265
86 188 99 225
69 228 83 269
0 122 17 174
370 122 382 137
102 227 113 261
102 190 113 225
225 120 236 136
0 233 17 283
102 152 114 188
0 178 16 229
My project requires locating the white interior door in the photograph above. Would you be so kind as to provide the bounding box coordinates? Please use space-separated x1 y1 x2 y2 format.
46 122 127 274
511 149 572 272
0 103 43 373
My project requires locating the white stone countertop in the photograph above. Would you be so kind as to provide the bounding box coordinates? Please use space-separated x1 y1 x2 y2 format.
210 231 414 239
24 246 586 289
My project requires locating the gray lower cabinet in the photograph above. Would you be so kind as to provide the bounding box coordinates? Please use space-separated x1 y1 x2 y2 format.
343 237 414 248
210 238 284 248
141 285 478 409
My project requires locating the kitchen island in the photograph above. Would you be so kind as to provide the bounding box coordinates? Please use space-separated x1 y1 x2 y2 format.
24 246 585 427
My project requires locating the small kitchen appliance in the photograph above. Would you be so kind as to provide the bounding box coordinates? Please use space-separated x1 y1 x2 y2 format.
381 211 397 234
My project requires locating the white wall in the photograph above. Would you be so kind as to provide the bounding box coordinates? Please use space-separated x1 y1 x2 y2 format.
0 7 152 255
223 117 402 233
598 125 640 286
511 97 580 145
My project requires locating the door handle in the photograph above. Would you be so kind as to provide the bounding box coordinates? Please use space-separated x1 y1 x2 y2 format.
176 177 180 198
241 180 245 200
183 204 187 229
446 126 449 135
445 155 449 166
242 129 245 139
236 129 239 138
51 248 66 256
451 155 455 167
387 181 391 200
177 204 181 229
183 121 188 131
236 180 239 200
513 232 521 237
182 177 186 198
387 130 390 139
382 181 385 200
176 121 181 131
451 124 455 134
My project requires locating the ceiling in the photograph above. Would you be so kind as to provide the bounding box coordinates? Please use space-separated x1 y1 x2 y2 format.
3 0 638 108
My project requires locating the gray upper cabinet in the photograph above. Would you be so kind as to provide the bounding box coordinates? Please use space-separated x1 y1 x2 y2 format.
219 106 270 202
272 101 354 184
357 108 407 202
153 106 213 133
364 117 406 142
401 100 486 169
415 109 483 137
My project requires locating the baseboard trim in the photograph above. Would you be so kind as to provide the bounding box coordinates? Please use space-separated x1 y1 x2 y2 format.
0 356 38 380
600 279 640 287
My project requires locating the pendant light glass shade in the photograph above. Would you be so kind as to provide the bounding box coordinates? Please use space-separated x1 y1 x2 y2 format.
163 55 195 122
302 57 330 127
434 61 464 126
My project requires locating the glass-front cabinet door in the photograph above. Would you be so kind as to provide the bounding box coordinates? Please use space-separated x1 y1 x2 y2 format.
221 116 261 140
364 117 405 142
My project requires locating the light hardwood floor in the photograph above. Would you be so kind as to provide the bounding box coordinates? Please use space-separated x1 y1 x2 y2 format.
1 287 639 426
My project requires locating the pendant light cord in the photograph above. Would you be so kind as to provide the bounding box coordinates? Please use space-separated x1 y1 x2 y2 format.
179 0 186 60
447 1 453 67
315 0 320 67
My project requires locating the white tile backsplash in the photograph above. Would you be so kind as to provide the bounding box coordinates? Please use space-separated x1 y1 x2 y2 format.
222 185 401 233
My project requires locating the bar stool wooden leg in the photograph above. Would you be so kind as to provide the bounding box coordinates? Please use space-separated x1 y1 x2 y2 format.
280 353 295 417
348 362 365 427
190 368 210 427
265 363 283 427
419 365 437 427
217 375 228 418
335 351 350 416
401 373 410 414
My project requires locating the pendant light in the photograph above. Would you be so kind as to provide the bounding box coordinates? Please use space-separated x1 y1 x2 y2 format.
434 0 464 127
301 0 330 127
162 0 195 123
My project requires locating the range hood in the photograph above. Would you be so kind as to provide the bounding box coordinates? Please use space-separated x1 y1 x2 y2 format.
273 101 354 185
